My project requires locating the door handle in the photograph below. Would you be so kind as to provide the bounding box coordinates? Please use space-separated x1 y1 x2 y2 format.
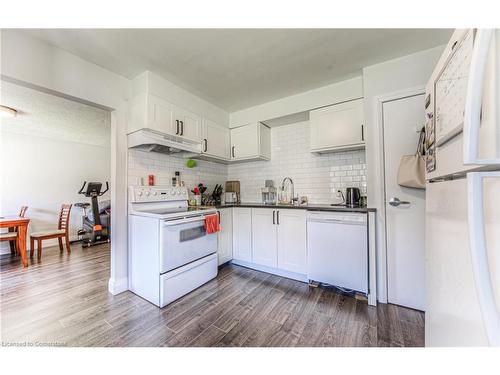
231 146 235 158
273 210 275 225
175 120 179 135
361 124 364 142
388 197 410 207
204 138 208 152
180 121 184 136
277 210 280 225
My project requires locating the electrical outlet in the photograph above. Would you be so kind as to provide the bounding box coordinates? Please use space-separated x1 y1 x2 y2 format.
336 190 342 198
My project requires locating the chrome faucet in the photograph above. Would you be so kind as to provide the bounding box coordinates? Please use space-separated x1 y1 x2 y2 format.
281 177 295 204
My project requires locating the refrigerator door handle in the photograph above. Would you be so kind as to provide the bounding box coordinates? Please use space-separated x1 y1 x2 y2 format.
467 171 500 346
464 29 500 165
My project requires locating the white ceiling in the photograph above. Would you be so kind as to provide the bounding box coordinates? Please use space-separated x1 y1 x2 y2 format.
22 29 452 112
1 81 111 147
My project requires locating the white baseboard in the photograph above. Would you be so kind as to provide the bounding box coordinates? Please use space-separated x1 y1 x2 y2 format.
231 259 308 283
108 277 128 295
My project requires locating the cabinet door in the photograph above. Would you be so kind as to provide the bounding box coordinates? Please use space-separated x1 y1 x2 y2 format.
232 208 252 262
217 209 233 265
180 109 201 141
251 208 278 268
277 209 307 274
310 99 364 151
147 95 176 135
231 123 259 160
202 119 230 159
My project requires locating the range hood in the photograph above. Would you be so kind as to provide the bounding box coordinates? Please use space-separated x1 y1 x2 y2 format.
128 129 202 156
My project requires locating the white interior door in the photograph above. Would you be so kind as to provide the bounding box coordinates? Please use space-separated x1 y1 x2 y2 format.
383 94 426 311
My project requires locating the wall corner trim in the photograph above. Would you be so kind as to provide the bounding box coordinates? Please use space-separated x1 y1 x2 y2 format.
108 277 129 295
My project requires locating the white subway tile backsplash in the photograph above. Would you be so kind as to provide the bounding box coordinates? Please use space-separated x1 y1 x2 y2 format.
228 121 367 204
127 120 366 205
128 149 228 193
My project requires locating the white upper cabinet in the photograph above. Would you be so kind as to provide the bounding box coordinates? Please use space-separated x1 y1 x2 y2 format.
201 118 231 160
179 109 202 142
129 93 174 134
277 209 307 274
251 208 278 268
230 122 271 161
128 93 201 142
310 98 365 153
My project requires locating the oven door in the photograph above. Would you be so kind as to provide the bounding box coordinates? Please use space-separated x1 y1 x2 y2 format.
160 215 217 274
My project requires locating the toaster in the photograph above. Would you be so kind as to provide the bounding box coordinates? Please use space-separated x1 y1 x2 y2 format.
224 192 238 203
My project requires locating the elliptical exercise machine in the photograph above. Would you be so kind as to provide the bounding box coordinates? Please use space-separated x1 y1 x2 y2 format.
77 181 110 247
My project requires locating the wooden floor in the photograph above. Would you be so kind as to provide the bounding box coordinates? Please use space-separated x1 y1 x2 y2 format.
0 244 424 347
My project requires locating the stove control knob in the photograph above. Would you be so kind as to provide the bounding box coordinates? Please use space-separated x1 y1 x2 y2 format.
145 191 150 196
152 191 157 196
137 191 143 196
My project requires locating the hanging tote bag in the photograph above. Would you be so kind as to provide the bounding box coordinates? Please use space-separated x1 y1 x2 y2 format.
397 129 426 189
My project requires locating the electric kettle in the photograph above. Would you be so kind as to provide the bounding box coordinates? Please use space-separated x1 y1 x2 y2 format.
345 187 361 207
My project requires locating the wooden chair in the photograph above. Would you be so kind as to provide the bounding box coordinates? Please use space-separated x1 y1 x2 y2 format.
30 204 72 260
0 206 28 255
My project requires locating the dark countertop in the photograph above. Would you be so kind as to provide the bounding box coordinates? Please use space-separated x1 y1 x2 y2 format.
215 202 375 213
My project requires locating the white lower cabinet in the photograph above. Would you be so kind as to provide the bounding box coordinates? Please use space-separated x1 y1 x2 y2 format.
245 208 306 277
232 207 252 262
217 208 233 265
277 209 307 274
251 208 278 267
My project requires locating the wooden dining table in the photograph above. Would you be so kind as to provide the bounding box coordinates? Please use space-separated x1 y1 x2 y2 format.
1 216 30 267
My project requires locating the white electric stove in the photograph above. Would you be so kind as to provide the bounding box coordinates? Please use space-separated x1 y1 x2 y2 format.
128 186 218 307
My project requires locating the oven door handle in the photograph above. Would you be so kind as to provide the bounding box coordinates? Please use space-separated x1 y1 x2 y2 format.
163 216 207 226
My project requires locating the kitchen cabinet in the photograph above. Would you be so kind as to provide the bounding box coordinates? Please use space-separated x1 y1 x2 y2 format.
251 208 278 267
201 118 231 160
128 93 201 142
178 108 202 142
129 93 175 135
249 208 306 274
232 207 252 262
217 208 233 265
310 98 364 153
277 209 307 274
230 122 271 161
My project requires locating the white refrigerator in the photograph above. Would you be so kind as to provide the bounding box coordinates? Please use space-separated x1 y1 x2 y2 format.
425 29 500 346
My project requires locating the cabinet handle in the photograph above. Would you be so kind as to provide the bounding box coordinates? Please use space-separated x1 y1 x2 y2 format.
273 210 275 225
180 121 184 136
361 124 364 142
175 120 179 135
217 211 221 224
204 138 208 152
277 210 280 225
232 146 235 158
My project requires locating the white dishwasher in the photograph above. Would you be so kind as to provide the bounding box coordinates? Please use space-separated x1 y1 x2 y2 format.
307 211 368 293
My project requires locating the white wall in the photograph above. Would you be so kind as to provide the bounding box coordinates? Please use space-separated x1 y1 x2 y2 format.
228 121 366 204
1 29 130 294
0 81 111 254
363 45 445 302
229 76 363 127
0 133 111 253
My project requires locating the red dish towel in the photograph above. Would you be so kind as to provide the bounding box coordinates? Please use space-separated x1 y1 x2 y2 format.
204 214 220 234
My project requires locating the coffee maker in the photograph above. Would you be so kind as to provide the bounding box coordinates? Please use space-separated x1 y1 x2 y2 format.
261 180 277 205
